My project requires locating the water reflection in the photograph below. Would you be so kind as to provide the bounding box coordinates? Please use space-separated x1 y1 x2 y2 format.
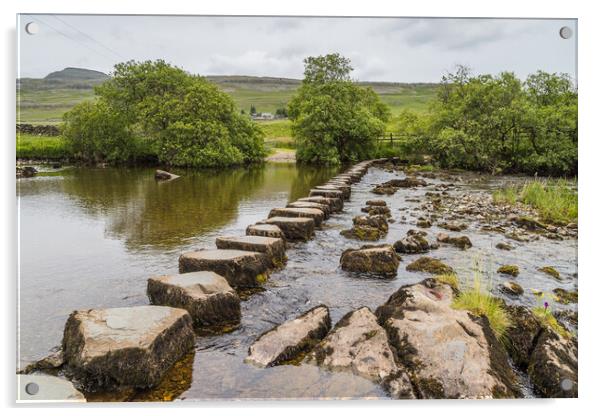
17 163 337 367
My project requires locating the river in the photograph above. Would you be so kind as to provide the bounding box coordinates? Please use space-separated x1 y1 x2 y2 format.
17 163 577 400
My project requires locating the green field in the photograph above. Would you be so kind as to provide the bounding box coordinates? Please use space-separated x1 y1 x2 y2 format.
17 73 438 125
16 70 439 158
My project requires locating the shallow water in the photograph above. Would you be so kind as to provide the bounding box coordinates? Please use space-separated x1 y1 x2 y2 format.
17 164 577 400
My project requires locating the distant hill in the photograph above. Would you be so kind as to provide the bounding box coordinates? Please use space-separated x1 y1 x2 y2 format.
44 67 109 81
17 69 440 124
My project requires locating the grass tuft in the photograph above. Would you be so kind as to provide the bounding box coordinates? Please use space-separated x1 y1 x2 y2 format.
436 273 459 290
532 306 571 339
16 134 70 159
451 268 511 340
492 179 577 224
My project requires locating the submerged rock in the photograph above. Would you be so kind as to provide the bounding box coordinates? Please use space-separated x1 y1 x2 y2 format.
18 374 86 402
268 207 325 227
553 288 578 304
393 230 430 254
246 223 284 239
154 170 179 181
499 281 524 296
497 265 519 277
366 199 387 206
436 233 473 250
495 242 514 251
539 266 562 280
375 279 520 399
17 166 38 178
341 215 389 241
178 249 271 288
406 257 453 275
416 218 432 228
340 244 400 276
62 306 194 390
215 235 286 267
306 307 415 399
438 221 468 232
361 205 391 216
528 329 578 398
245 305 331 368
147 271 241 327
262 216 315 241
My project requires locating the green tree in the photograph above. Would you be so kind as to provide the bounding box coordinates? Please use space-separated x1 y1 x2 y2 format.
288 53 390 165
400 66 577 175
63 60 266 167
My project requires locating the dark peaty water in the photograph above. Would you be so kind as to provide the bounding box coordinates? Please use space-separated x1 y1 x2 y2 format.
17 164 577 400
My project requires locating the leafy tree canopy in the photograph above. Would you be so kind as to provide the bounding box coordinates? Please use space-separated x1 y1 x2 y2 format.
63 60 266 167
288 53 390 165
396 66 577 176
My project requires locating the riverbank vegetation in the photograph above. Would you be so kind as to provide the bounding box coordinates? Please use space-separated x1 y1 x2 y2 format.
16 134 69 160
395 67 577 176
62 60 266 167
288 53 390 165
493 179 577 224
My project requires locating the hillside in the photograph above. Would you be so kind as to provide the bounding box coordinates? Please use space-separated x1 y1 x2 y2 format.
17 70 439 124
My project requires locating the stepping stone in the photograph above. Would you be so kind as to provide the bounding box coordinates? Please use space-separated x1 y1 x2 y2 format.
147 271 241 327
179 249 271 288
262 217 315 241
18 375 86 402
287 201 331 217
305 307 414 399
309 188 344 200
340 244 400 276
298 196 343 212
315 184 351 199
62 306 194 389
268 207 324 226
246 223 284 239
215 235 286 267
245 305 331 367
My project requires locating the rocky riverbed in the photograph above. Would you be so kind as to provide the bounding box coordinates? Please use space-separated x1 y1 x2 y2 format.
19 160 577 400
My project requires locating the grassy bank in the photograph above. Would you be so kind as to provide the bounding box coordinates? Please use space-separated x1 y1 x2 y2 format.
16 134 70 159
493 179 577 224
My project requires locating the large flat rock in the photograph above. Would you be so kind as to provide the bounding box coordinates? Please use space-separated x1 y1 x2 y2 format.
268 207 324 226
297 196 343 212
147 271 241 327
246 305 331 368
375 279 520 399
179 249 271 288
246 223 284 239
17 374 86 402
306 307 414 399
309 188 344 200
62 305 194 390
216 235 286 267
340 244 399 276
287 201 331 217
315 184 351 199
262 216 315 241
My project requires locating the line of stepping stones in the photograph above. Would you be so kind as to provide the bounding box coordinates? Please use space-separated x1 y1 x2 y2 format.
25 160 377 399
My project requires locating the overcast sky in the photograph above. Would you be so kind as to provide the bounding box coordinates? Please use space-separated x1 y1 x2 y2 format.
17 15 577 82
